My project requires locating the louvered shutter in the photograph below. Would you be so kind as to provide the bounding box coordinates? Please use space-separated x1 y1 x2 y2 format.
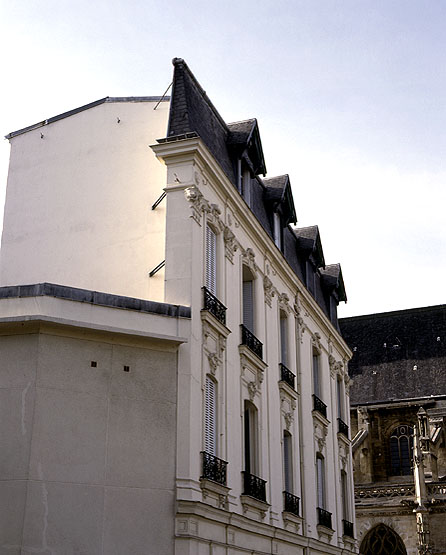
205 225 217 295
280 315 288 366
205 377 217 456
243 280 254 332
283 432 293 492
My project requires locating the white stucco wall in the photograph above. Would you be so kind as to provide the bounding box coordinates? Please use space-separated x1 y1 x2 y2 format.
0 99 169 301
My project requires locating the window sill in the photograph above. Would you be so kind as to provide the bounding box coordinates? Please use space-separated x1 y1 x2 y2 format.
201 309 231 338
312 408 330 428
282 511 303 534
200 478 230 510
279 380 298 400
317 523 334 541
240 495 270 521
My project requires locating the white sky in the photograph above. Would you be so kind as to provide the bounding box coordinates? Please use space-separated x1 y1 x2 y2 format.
0 0 444 317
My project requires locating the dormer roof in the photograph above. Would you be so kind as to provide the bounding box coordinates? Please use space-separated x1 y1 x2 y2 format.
263 174 297 225
293 225 325 267
320 263 347 302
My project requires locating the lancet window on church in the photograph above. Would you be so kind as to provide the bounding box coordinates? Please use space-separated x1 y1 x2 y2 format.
389 424 414 476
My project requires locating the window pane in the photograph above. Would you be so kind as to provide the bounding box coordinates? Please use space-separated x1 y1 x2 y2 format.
284 432 293 492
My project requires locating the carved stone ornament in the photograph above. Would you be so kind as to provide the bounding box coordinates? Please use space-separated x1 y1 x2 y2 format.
223 226 238 263
278 292 290 312
329 355 336 378
312 332 322 353
207 352 220 375
184 186 206 225
242 247 257 274
344 373 351 395
263 276 275 307
206 203 224 232
248 381 258 401
284 411 294 431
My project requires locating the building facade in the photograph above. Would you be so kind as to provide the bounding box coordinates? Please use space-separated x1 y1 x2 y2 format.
1 59 356 554
340 305 446 555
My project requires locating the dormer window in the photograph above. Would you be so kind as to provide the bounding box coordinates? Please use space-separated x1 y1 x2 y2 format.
273 212 282 250
241 167 251 206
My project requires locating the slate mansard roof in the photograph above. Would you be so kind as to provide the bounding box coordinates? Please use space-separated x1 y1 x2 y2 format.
340 304 446 405
164 58 347 325
5 58 347 327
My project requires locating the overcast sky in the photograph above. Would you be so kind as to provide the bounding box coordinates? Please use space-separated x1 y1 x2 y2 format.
1 0 444 317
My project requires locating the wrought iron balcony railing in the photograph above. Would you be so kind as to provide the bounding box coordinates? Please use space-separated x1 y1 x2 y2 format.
242 471 267 502
201 451 228 486
279 363 295 390
202 287 227 325
283 491 300 516
240 324 263 360
312 394 327 419
338 418 349 438
343 519 354 538
317 507 332 529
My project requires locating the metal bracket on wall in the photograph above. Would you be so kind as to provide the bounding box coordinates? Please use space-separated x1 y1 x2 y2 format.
149 260 165 277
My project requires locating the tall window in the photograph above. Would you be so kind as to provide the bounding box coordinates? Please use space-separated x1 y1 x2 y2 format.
313 350 321 398
241 168 251 206
205 224 217 295
280 311 288 366
244 401 258 475
337 377 344 420
242 266 255 333
283 431 293 493
316 454 325 509
341 470 349 521
390 425 414 476
273 212 282 250
204 376 217 456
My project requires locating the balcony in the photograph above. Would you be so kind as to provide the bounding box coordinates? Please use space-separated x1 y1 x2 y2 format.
242 471 267 502
317 507 332 529
202 287 227 325
312 394 327 419
338 417 349 438
343 519 354 538
355 483 415 500
240 324 263 360
279 363 295 390
283 491 300 516
201 451 228 486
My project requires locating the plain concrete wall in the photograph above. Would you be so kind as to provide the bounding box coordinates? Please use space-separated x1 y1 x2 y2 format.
0 99 169 302
0 328 178 555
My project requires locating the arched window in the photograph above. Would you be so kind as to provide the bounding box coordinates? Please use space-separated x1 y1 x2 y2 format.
360 524 407 555
389 425 414 476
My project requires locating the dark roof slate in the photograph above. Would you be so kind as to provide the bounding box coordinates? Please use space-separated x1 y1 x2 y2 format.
340 305 446 405
165 58 346 324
